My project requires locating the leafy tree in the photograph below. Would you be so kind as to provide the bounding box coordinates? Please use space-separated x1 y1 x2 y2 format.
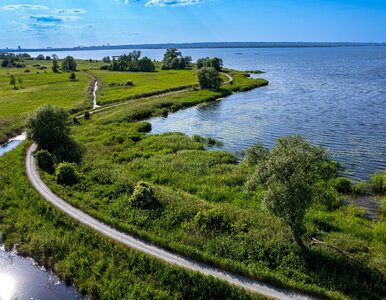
102 56 111 63
161 48 192 70
243 143 269 166
61 56 77 72
9 74 17 89
52 54 59 60
197 67 222 90
52 59 59 73
196 57 223 71
69 72 76 81
26 105 70 151
36 54 45 60
45 56 51 60
108 51 155 72
247 135 330 249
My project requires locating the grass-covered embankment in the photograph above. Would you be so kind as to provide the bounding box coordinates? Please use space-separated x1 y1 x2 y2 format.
0 145 265 300
37 72 385 299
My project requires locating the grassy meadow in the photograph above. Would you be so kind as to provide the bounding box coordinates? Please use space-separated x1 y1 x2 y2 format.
0 59 100 143
36 75 385 299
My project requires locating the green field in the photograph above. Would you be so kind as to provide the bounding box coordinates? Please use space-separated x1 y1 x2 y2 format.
0 59 100 143
35 78 385 299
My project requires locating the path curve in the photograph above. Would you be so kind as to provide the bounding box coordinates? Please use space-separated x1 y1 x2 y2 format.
26 144 316 300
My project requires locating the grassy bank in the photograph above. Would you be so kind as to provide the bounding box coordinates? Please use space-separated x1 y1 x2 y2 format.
37 74 385 299
0 145 265 300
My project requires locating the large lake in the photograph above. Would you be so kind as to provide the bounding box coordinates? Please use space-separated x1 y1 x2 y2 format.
32 46 386 180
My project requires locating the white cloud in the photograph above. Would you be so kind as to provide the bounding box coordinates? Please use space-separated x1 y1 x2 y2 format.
29 14 82 23
1 4 48 11
145 0 204 7
54 8 86 14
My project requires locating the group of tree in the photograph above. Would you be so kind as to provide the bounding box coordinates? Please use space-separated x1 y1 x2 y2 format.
108 51 155 72
35 54 51 61
196 57 223 71
197 67 222 90
0 53 26 68
161 48 192 70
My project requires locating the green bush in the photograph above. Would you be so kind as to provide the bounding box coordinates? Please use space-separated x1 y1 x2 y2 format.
334 177 352 194
194 208 230 233
129 182 160 209
34 149 55 173
56 163 78 186
352 181 369 196
370 172 385 194
380 197 386 219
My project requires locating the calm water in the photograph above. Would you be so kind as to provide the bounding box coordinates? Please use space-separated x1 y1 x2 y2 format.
35 47 385 179
0 246 83 300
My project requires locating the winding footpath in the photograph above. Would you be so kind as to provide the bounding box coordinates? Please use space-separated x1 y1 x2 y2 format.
24 72 315 299
26 145 315 300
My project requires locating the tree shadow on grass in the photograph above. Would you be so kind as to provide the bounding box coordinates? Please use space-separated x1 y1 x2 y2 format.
304 246 386 299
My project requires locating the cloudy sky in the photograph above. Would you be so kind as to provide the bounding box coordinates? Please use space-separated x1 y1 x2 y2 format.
0 0 385 48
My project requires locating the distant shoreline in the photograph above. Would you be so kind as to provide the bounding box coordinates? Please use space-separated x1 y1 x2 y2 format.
2 42 386 53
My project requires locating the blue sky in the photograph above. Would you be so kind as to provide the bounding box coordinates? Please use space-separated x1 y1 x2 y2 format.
0 0 385 48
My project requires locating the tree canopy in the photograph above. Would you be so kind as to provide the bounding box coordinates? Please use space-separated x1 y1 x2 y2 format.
26 105 70 151
109 51 155 72
197 67 222 90
247 135 331 249
196 57 223 71
161 48 192 70
61 56 77 72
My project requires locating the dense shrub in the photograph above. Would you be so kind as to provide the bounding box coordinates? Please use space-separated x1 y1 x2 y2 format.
370 172 385 194
161 48 192 70
129 182 160 209
352 181 369 196
34 150 55 173
194 208 231 233
196 57 223 71
109 51 155 72
197 67 222 90
61 56 77 72
56 163 78 186
243 143 269 166
334 177 352 193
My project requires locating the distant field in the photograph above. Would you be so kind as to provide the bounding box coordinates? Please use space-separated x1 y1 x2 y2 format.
92 69 199 104
0 59 99 143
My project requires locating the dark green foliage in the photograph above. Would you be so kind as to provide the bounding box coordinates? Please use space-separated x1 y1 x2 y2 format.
197 67 222 90
56 162 78 186
129 182 160 209
109 51 155 72
102 56 111 63
352 181 369 196
194 208 230 233
196 57 223 71
243 143 269 166
370 172 385 194
9 74 17 89
61 56 77 72
334 177 352 194
35 149 55 173
36 54 45 60
162 48 192 70
52 59 59 73
45 56 51 60
84 111 91 120
69 72 76 81
0 53 26 68
25 105 70 151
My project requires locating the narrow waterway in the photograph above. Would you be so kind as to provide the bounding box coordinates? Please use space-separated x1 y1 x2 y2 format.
0 133 26 157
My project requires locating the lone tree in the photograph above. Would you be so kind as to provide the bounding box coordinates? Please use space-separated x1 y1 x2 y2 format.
9 74 17 89
247 135 330 250
197 67 222 90
69 72 76 81
52 59 59 73
61 56 77 72
26 105 70 151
